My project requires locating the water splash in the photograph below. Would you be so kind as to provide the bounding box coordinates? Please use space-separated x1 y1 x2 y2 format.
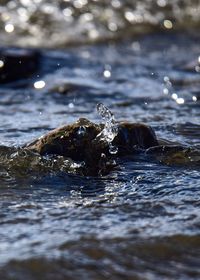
96 103 118 154
77 126 86 136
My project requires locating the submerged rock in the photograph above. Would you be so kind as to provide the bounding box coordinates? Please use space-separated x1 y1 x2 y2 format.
146 145 200 167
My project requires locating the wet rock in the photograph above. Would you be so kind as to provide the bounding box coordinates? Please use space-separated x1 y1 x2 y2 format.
24 118 104 175
146 145 200 167
24 118 158 175
0 48 40 83
25 118 102 160
113 122 158 155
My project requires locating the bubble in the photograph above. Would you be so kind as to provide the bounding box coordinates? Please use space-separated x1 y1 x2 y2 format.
192 96 197 102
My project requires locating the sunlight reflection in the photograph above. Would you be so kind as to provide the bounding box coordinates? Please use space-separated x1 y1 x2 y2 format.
34 80 46 89
5 23 14 33
163 19 173 29
0 60 4 68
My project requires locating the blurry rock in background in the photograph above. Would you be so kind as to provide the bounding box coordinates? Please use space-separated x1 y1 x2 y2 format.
0 48 40 83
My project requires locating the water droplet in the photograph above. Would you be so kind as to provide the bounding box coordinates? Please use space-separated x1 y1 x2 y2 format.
34 80 46 89
77 126 86 136
103 69 111 78
172 93 178 100
164 76 169 82
192 96 197 102
96 103 118 154
109 144 118 154
163 88 169 95
101 153 106 158
176 98 184 104
68 102 74 109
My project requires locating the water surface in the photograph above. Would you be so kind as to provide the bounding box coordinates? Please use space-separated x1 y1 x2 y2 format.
0 1 200 279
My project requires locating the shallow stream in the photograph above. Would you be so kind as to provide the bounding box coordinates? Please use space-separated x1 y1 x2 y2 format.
0 1 200 279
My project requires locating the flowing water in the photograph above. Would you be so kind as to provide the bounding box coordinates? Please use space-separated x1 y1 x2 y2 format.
0 1 200 279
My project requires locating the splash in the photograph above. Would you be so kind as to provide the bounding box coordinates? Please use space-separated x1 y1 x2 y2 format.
96 103 118 154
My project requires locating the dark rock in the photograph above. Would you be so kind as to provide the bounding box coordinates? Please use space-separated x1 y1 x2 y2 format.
146 145 200 167
0 48 40 83
113 122 158 154
25 118 102 159
24 118 158 175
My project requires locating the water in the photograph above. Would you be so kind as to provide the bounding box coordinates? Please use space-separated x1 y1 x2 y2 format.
96 103 118 154
1 0 200 47
0 1 200 279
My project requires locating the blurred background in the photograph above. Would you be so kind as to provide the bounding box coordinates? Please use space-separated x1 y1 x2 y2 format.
1 0 200 47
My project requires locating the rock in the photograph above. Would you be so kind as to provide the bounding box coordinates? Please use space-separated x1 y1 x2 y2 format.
113 122 158 154
24 118 158 175
25 118 102 159
24 118 105 175
146 145 200 167
5 115 200 176
0 48 40 83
